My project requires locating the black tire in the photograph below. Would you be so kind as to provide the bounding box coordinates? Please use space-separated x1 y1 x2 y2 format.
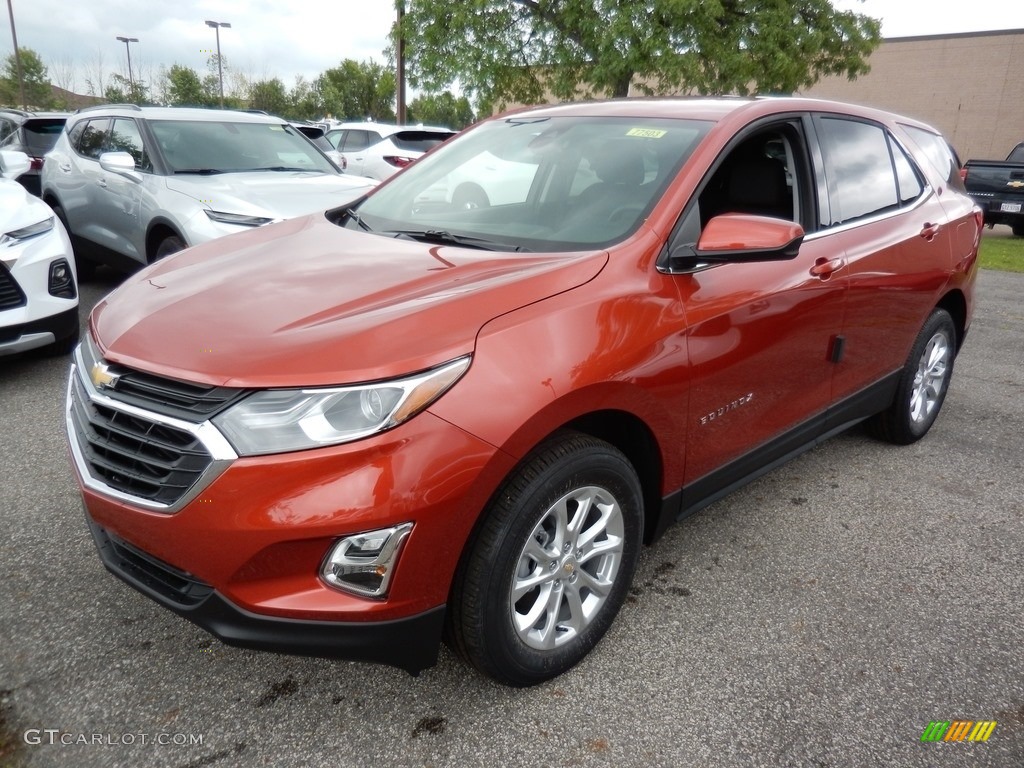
448 431 643 687
1012 223 1024 237
154 234 186 261
452 183 490 210
49 203 94 282
867 308 956 445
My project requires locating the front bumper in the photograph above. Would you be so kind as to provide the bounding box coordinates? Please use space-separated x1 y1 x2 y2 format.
0 306 78 356
66 346 508 673
87 516 445 674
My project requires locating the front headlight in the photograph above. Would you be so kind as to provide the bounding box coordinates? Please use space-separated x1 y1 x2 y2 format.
204 210 274 227
213 356 471 456
0 216 54 247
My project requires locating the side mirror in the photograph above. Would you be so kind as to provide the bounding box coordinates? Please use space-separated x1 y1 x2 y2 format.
670 213 804 270
99 151 142 182
0 150 31 180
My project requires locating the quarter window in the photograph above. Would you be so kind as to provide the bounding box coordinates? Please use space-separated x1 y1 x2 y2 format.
890 136 923 204
78 119 110 160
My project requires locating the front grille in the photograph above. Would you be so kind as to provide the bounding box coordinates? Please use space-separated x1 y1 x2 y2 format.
0 263 27 310
93 523 213 607
79 339 246 420
69 373 214 506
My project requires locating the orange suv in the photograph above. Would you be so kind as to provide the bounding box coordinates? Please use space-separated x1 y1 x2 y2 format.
66 98 980 686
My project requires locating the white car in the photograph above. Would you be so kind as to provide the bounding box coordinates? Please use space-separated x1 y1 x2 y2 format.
0 150 79 356
42 106 378 278
326 122 456 181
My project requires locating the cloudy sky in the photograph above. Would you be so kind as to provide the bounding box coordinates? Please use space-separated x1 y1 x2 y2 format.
3 0 1024 97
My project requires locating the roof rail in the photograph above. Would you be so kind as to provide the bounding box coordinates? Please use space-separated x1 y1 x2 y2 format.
75 103 142 114
0 107 34 117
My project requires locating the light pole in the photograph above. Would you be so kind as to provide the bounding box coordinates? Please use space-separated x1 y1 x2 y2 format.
6 0 26 109
205 20 231 108
115 36 139 100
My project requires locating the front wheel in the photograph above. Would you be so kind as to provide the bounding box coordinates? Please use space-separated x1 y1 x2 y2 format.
867 308 956 444
449 431 643 687
153 234 186 261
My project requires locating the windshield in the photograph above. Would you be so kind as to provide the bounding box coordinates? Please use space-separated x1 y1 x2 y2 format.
346 116 711 252
148 120 338 174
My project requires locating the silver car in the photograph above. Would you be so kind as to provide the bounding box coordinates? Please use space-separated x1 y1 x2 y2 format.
42 106 377 278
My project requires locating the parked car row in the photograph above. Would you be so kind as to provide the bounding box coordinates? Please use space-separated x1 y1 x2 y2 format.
64 96 981 686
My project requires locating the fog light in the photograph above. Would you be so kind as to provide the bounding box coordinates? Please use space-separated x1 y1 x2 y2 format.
321 522 413 598
48 259 76 299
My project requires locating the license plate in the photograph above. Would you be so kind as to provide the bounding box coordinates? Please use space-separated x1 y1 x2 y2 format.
1000 202 1022 213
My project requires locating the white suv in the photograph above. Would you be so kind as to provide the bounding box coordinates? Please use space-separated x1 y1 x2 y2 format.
0 150 79 356
326 122 456 180
42 106 377 278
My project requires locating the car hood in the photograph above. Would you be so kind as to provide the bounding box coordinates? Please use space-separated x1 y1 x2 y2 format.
164 171 377 219
91 214 608 388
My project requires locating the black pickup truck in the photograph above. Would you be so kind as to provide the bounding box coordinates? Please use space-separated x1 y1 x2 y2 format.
963 143 1024 236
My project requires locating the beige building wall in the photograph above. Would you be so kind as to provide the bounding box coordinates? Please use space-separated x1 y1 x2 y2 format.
802 29 1024 162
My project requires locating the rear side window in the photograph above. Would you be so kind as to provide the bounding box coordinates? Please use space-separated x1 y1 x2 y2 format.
77 119 110 159
340 130 371 151
0 117 16 144
817 117 924 227
66 120 87 152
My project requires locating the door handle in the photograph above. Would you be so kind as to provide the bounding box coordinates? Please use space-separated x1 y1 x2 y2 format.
97 178 107 188
920 222 940 241
809 257 845 279
59 162 72 173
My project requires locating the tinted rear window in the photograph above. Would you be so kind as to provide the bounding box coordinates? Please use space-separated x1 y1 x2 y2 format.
391 130 456 153
1008 145 1024 163
23 119 67 154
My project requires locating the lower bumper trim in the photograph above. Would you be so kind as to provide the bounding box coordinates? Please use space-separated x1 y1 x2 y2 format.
86 515 445 675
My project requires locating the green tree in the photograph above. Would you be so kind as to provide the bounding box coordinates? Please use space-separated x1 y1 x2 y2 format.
164 64 210 107
400 0 881 110
248 78 290 115
407 91 475 129
104 73 149 105
0 48 54 109
318 59 396 121
290 75 322 119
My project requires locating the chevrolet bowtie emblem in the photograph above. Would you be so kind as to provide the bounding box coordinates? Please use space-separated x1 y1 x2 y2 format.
90 362 120 390
1007 181 1024 188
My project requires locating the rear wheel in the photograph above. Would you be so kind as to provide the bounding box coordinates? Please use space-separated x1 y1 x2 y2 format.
1012 223 1024 237
867 308 955 444
448 431 642 687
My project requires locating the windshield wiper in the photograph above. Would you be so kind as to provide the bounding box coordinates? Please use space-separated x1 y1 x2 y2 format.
173 168 224 175
385 229 529 252
344 208 372 232
247 166 321 173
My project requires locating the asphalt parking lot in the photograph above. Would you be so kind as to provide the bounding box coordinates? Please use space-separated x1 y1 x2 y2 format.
1 263 1022 768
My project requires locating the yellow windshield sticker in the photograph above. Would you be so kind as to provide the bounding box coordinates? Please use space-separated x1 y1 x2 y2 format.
626 128 667 138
